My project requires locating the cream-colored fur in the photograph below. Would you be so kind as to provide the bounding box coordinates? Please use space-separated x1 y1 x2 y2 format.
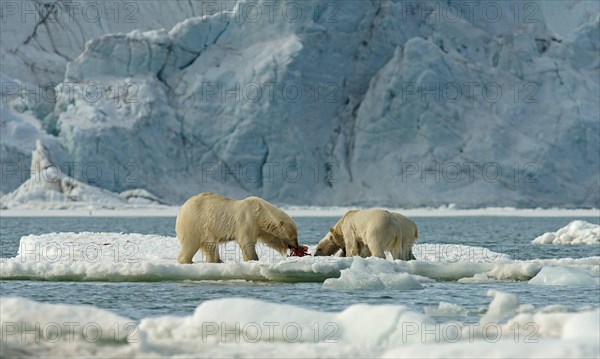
175 193 299 263
314 232 346 257
315 209 417 260
391 212 418 260
314 210 357 257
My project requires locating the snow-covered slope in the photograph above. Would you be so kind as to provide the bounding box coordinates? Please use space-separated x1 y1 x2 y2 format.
2 0 598 207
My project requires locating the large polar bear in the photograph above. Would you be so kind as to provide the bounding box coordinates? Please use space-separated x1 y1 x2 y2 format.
314 209 418 260
176 193 300 263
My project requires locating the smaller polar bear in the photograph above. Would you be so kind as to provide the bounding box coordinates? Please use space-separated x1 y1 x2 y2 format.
314 209 417 260
176 193 299 263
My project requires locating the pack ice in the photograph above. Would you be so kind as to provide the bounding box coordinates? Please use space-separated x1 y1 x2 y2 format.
1 231 598 287
1 291 598 358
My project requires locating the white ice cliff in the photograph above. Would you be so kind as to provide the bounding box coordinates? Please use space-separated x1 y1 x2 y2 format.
1 0 598 207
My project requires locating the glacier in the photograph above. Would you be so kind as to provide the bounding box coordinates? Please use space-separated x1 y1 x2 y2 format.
1 0 599 208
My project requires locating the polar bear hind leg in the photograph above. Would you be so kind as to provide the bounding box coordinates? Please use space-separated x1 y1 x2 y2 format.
402 243 416 261
177 236 201 264
391 243 400 260
355 239 370 258
359 244 371 257
365 226 388 259
200 239 222 263
368 242 386 259
391 232 403 260
408 249 416 260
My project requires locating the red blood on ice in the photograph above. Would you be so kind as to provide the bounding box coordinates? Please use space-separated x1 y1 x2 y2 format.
288 245 310 257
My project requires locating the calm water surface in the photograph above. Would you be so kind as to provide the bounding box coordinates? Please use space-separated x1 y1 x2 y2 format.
1 216 598 322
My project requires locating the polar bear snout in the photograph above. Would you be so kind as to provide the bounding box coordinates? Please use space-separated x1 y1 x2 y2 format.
287 236 301 251
279 221 299 249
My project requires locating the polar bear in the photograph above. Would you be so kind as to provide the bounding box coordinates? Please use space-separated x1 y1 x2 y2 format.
314 230 347 257
392 212 418 260
314 209 417 260
176 193 299 263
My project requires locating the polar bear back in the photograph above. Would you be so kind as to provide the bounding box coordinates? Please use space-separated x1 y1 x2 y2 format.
243 196 296 234
177 193 296 237
341 208 402 237
176 193 252 239
176 192 297 245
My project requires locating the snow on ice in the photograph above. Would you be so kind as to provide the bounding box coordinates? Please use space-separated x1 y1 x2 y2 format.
1 291 598 358
1 232 598 286
532 221 600 245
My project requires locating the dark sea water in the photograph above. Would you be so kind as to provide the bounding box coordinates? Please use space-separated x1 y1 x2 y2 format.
1 216 599 322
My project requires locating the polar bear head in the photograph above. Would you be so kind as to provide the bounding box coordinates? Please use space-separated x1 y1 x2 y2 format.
269 218 300 255
314 232 341 256
247 196 299 255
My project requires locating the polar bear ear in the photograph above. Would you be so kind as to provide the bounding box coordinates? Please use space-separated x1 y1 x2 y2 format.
329 227 335 233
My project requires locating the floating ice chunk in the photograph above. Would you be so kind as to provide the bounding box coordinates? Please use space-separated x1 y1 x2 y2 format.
1 232 343 282
382 319 600 359
138 296 433 354
323 269 387 290
0 296 133 343
2 232 599 285
1 294 599 358
480 290 519 324
562 310 600 340
532 220 600 245
486 261 543 281
506 308 600 341
375 271 415 289
529 266 600 286
322 258 423 290
457 273 496 283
